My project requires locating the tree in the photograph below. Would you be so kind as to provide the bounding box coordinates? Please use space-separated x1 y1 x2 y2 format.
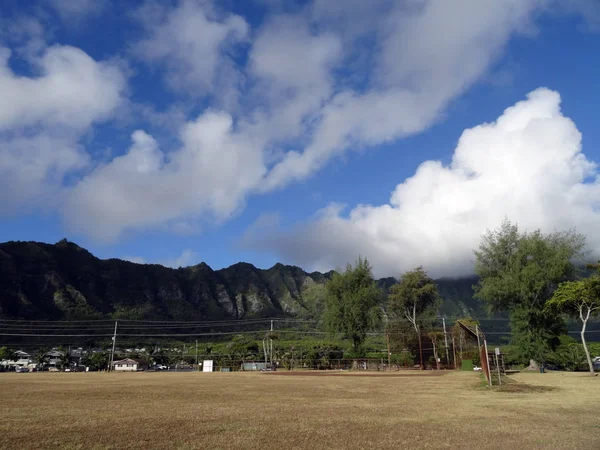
547 335 586 372
428 331 444 369
474 219 585 367
388 267 440 369
82 352 109 371
0 347 16 362
324 257 383 356
546 267 600 376
227 335 259 363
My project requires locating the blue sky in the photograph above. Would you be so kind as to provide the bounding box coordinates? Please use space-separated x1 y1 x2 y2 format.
1 0 600 277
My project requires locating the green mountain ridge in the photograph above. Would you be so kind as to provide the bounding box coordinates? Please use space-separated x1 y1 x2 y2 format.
0 240 485 321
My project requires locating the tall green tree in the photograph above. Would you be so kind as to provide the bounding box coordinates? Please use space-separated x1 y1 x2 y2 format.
324 257 383 356
474 219 585 366
546 263 600 376
388 267 440 369
0 347 17 362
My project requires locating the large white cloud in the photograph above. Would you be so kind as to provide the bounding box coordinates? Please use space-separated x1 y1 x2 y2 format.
243 88 600 278
2 0 598 245
261 0 542 190
64 111 266 241
0 44 127 211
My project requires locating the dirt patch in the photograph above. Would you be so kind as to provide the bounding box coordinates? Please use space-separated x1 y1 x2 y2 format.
261 370 449 377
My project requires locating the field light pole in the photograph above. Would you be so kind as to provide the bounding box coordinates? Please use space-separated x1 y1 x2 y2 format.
109 321 118 372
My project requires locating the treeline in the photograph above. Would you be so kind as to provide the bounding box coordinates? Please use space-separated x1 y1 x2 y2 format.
322 220 600 375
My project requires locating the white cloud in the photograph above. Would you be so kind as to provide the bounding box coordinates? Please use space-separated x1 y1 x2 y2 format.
63 111 266 241
243 14 342 146
48 0 108 21
261 0 543 191
122 255 147 265
161 249 199 268
243 88 600 278
134 0 248 99
0 44 127 212
122 249 199 268
0 46 125 131
3 0 598 247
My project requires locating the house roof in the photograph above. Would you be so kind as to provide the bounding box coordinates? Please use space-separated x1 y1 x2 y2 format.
112 358 139 365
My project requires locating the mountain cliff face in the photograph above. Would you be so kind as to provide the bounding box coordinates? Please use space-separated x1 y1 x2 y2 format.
0 240 483 321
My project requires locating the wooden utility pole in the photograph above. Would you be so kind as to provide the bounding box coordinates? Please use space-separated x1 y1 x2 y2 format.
484 340 492 387
109 321 118 372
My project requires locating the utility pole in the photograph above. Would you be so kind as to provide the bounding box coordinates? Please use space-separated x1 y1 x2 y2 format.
195 340 199 371
109 321 118 372
442 317 450 367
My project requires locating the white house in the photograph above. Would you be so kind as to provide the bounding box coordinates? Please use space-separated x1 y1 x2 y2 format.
1 350 33 371
112 358 142 372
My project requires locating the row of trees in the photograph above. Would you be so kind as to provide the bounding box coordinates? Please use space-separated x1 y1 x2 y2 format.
323 220 600 375
324 258 440 368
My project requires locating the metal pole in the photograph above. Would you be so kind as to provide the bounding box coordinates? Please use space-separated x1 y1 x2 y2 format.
442 317 450 367
109 321 118 372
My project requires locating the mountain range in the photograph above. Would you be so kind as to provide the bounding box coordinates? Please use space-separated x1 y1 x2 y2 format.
0 240 483 321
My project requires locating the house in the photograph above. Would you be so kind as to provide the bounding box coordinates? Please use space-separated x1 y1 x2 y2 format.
593 356 600 371
13 350 31 368
0 350 32 371
45 350 65 369
112 358 143 372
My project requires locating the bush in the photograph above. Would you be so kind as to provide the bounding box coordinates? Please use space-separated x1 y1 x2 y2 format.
547 335 586 371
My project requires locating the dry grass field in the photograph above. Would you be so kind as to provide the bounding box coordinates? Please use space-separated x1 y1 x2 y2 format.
0 370 598 450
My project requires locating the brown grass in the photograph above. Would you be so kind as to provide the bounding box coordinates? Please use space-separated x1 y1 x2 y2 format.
0 370 598 450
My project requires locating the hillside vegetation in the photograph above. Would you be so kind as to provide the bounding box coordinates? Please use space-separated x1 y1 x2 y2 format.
0 240 484 321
